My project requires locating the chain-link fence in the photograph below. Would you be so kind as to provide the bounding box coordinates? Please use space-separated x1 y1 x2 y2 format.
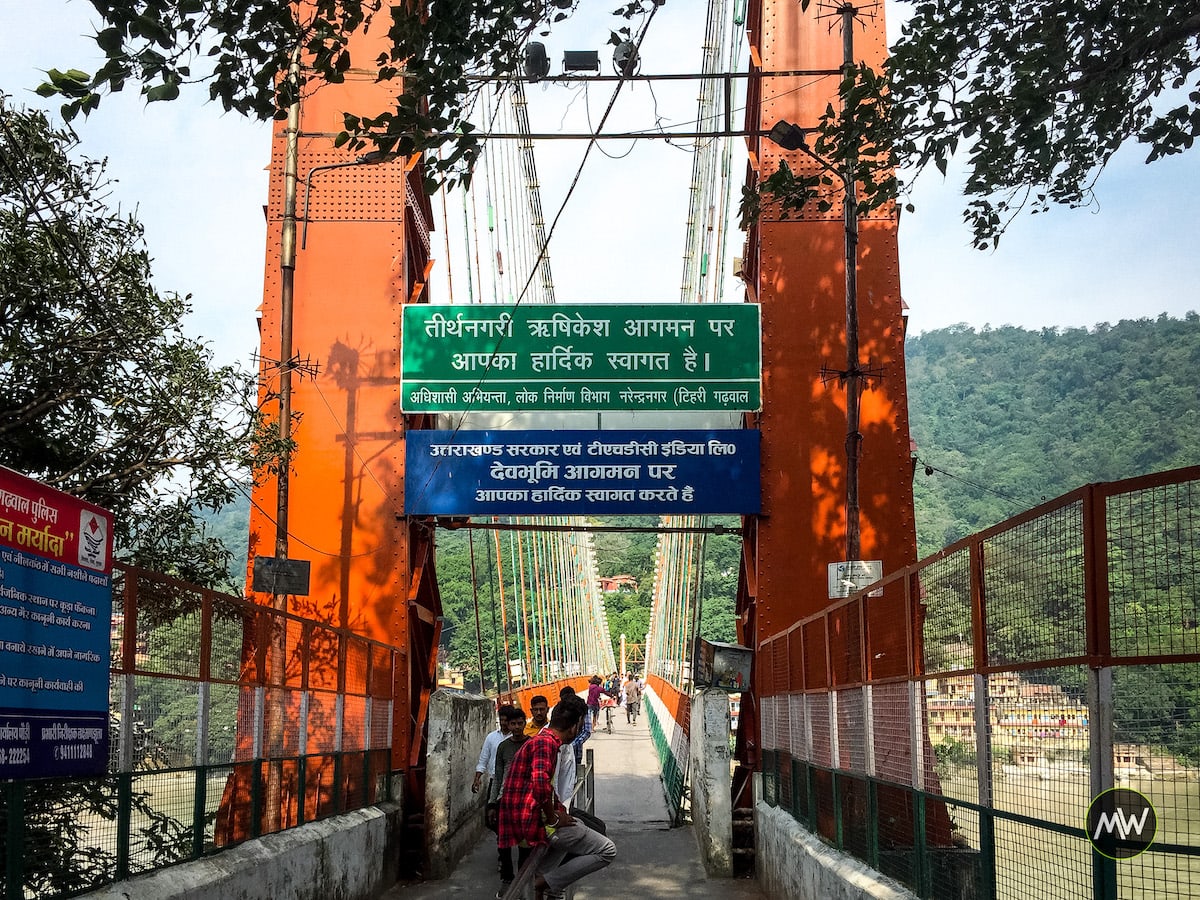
757 466 1200 899
1 563 402 900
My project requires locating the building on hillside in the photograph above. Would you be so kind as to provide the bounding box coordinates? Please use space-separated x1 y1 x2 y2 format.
599 574 639 593
925 672 1090 764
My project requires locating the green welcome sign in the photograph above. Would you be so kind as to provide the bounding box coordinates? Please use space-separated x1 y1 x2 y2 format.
401 303 761 413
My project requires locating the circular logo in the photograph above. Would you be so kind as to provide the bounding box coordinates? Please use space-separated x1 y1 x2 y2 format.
1086 788 1157 859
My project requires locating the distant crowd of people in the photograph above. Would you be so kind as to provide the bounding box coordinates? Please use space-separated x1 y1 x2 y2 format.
472 673 646 899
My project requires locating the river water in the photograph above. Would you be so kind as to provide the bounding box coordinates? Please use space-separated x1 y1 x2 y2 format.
938 765 1199 899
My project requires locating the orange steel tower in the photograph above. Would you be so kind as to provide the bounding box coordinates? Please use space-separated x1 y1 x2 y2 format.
736 0 917 751
228 19 440 838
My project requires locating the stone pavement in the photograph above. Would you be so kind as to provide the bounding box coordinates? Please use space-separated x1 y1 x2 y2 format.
381 710 764 900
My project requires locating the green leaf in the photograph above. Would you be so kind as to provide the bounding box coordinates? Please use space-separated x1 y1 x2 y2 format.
146 82 180 103
96 27 124 56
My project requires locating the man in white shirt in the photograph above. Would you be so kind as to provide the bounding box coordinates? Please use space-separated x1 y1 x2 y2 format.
473 704 518 794
546 689 581 804
556 737 577 806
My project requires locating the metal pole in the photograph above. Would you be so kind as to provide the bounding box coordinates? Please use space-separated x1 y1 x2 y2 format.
841 2 862 563
468 530 488 693
266 47 301 836
493 527 514 695
276 48 301 587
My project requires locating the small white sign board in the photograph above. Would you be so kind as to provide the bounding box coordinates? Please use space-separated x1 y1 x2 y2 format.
827 560 884 599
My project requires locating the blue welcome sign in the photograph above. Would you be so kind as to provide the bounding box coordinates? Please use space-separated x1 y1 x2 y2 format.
405 429 760 516
0 466 113 778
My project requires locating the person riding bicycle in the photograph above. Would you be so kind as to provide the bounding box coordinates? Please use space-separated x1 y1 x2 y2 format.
598 692 619 733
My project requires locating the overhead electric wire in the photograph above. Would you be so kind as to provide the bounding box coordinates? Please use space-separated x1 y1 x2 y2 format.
509 0 666 309
586 81 638 160
402 3 669 512
914 456 1032 509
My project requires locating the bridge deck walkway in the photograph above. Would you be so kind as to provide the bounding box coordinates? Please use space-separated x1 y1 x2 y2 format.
383 712 763 899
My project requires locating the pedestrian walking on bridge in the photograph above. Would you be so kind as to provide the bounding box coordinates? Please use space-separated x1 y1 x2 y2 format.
473 704 517 795
488 708 532 898
623 673 642 724
585 675 606 729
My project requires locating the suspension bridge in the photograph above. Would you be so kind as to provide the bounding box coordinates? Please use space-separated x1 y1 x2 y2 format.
3 2 1198 899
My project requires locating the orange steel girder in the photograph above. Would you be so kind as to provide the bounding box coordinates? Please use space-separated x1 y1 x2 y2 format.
734 0 955 851
244 25 439 790
739 0 917 663
734 0 918 762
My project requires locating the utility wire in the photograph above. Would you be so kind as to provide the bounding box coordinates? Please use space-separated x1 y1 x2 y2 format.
510 1 666 308
403 3 668 511
914 456 1031 509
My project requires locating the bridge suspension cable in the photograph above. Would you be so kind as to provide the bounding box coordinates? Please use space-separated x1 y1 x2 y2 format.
645 514 708 688
454 81 556 306
463 517 616 691
680 0 743 304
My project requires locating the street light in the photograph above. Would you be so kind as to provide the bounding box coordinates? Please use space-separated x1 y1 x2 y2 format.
765 116 864 564
302 150 399 248
762 3 868 567
766 120 807 152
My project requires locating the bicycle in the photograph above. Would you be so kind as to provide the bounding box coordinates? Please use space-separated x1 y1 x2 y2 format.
600 696 617 734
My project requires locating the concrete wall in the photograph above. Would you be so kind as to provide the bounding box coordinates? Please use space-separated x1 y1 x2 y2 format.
755 799 917 900
690 689 733 876
423 690 494 879
83 802 404 900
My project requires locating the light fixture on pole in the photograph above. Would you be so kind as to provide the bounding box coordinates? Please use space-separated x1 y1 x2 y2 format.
613 41 640 77
562 50 600 72
766 120 808 152
523 42 550 81
761 4 872 570
765 111 865 565
301 150 398 249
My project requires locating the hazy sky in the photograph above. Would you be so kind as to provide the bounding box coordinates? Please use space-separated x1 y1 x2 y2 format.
4 1 1198 372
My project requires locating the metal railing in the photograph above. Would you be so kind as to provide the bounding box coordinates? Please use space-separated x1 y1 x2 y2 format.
2 563 402 900
756 466 1200 900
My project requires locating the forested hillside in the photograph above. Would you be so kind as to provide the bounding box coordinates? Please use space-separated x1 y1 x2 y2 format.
908 314 1200 764
907 314 1200 557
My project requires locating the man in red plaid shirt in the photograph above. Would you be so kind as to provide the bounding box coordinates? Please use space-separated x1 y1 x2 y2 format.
498 696 615 899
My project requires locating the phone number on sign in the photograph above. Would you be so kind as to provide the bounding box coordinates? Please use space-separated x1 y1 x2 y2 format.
0 747 31 766
54 744 94 761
